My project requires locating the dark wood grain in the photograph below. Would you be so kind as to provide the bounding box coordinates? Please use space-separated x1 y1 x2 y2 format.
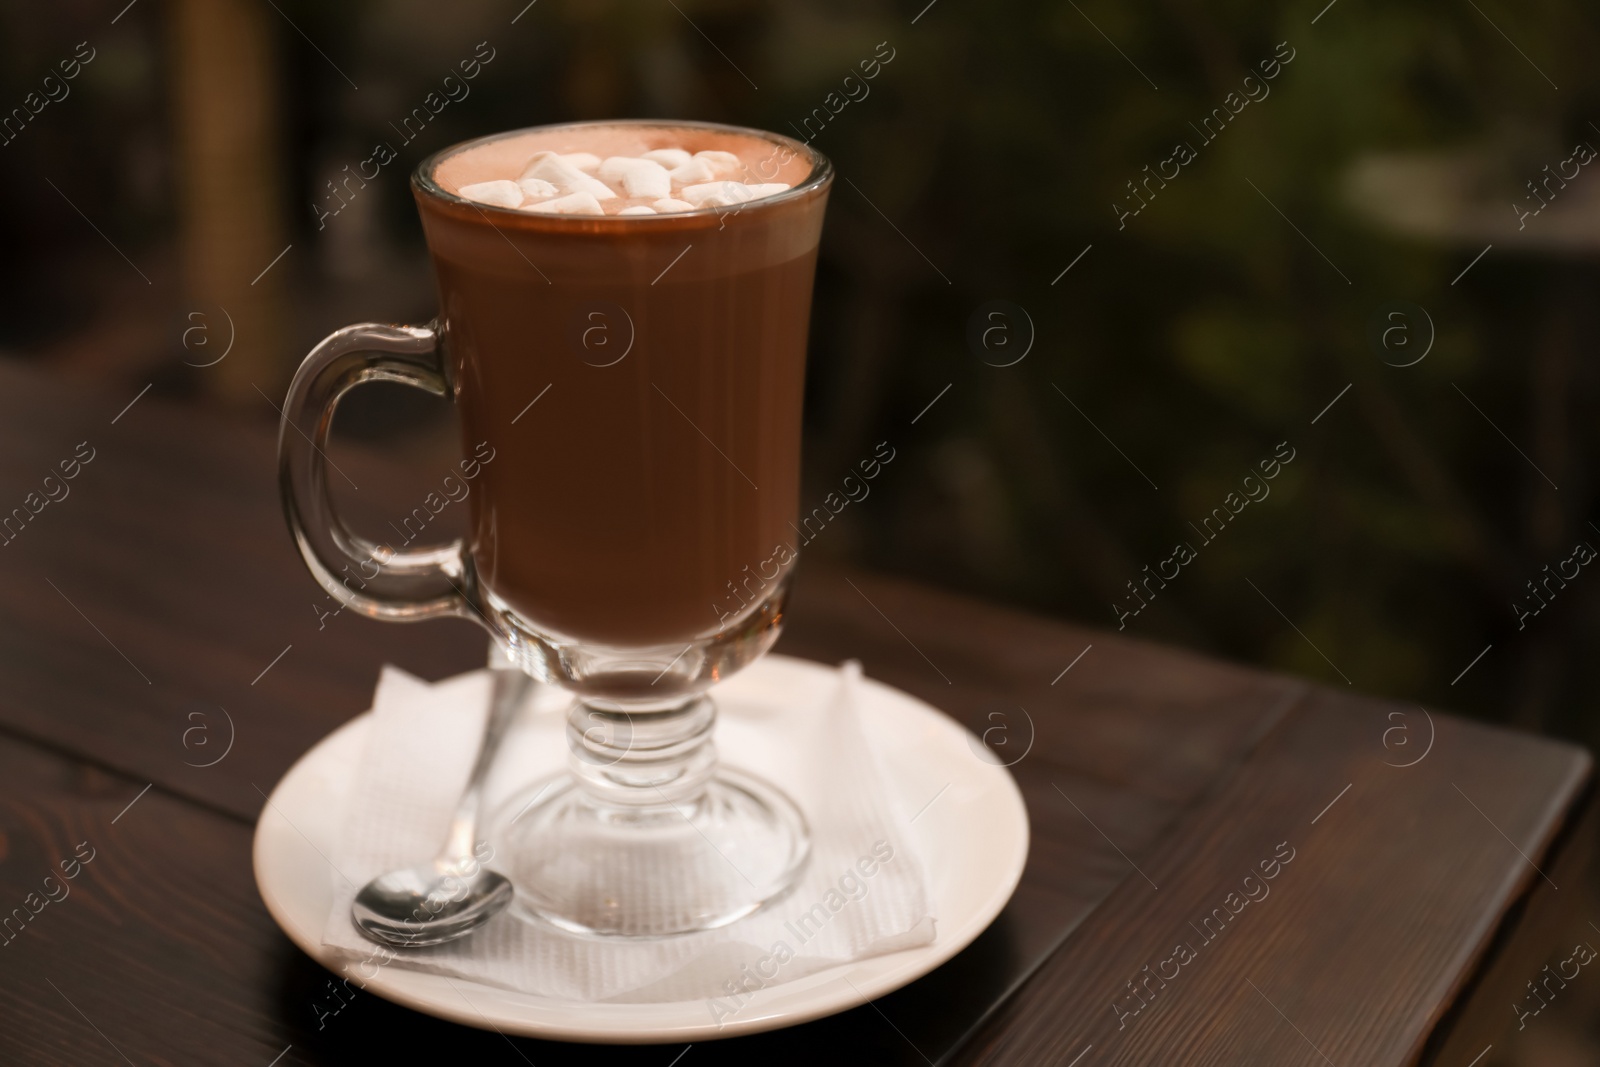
954 687 1594 1066
780 567 1309 803
0 363 485 822
1418 777 1596 1067
0 361 1589 1067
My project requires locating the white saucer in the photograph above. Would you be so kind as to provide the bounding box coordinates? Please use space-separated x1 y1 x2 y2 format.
253 654 1029 1044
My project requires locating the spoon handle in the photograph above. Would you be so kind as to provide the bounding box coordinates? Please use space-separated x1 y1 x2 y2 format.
440 659 530 866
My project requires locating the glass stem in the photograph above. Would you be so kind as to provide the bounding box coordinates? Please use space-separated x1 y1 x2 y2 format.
566 697 717 809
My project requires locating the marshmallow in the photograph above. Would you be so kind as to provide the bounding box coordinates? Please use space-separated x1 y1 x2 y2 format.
519 152 617 199
617 205 658 215
524 192 606 215
694 150 744 179
666 157 718 185
680 181 757 208
652 197 696 213
746 183 791 198
598 157 672 198
559 152 602 172
517 177 559 200
456 179 524 208
642 148 692 168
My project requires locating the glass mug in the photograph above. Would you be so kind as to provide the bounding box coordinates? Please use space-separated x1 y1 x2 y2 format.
279 120 832 936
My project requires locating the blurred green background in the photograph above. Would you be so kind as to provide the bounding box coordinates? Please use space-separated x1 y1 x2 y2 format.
4 0 1600 759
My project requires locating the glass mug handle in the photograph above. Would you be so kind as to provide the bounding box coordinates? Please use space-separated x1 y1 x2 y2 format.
278 321 485 626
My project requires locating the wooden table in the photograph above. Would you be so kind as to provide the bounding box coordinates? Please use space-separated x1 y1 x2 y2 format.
0 362 1589 1066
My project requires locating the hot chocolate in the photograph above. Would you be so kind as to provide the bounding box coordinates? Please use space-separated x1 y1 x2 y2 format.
415 122 829 649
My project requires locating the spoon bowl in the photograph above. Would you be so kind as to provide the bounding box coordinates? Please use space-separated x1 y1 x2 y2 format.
353 863 513 947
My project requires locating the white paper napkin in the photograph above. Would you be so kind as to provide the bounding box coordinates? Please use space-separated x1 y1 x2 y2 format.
321 659 936 1006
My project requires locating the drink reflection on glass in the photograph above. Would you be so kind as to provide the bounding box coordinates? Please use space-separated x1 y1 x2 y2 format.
279 121 832 936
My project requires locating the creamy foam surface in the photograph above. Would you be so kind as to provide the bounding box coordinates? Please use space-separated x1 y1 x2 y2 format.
433 123 814 216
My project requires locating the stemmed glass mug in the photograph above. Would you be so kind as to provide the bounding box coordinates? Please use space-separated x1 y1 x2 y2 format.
278 120 832 936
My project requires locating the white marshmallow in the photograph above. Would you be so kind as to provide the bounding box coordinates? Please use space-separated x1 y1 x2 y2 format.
681 181 756 208
524 192 605 215
456 179 524 208
517 177 559 200
559 152 602 172
598 157 672 198
617 205 658 215
667 157 718 185
746 183 791 199
652 197 696 213
519 152 617 199
694 150 744 179
642 148 692 168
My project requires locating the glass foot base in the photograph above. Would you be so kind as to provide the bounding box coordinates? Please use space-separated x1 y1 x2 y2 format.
490 768 810 938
